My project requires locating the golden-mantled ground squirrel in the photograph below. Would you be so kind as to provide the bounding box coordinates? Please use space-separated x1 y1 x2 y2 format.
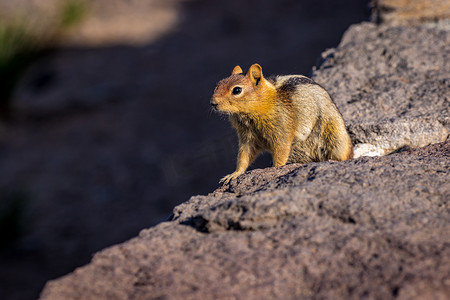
211 64 353 184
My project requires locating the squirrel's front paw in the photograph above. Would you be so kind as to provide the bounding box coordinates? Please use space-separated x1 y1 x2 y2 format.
219 171 242 185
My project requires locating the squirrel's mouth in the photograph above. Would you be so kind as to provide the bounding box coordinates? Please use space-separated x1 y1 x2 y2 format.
210 102 219 110
210 104 231 116
210 97 234 115
210 98 228 113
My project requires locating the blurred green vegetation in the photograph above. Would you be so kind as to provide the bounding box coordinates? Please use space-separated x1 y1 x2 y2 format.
59 0 89 29
0 0 88 117
0 22 38 116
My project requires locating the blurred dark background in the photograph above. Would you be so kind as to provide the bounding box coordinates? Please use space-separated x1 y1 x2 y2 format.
0 0 369 299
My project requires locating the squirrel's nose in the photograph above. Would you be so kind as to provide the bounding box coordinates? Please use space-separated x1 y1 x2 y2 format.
210 99 219 109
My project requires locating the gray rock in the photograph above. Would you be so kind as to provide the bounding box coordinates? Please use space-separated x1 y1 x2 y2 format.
372 0 450 25
0 1 371 299
39 6 450 300
40 141 450 300
347 118 448 157
312 22 449 157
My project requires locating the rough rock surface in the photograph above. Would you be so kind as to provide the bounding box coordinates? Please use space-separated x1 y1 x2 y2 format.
0 1 371 299
2 0 449 298
41 141 450 299
39 2 450 299
312 22 449 157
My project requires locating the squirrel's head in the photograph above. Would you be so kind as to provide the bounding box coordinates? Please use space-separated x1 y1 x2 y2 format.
211 64 276 115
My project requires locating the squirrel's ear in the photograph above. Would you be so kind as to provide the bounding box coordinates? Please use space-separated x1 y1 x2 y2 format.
248 64 263 86
232 65 243 74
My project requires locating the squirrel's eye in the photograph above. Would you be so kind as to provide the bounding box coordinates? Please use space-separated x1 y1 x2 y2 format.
232 86 242 95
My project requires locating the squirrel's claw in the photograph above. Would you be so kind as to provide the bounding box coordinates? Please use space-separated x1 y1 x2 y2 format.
219 174 233 185
219 171 242 185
